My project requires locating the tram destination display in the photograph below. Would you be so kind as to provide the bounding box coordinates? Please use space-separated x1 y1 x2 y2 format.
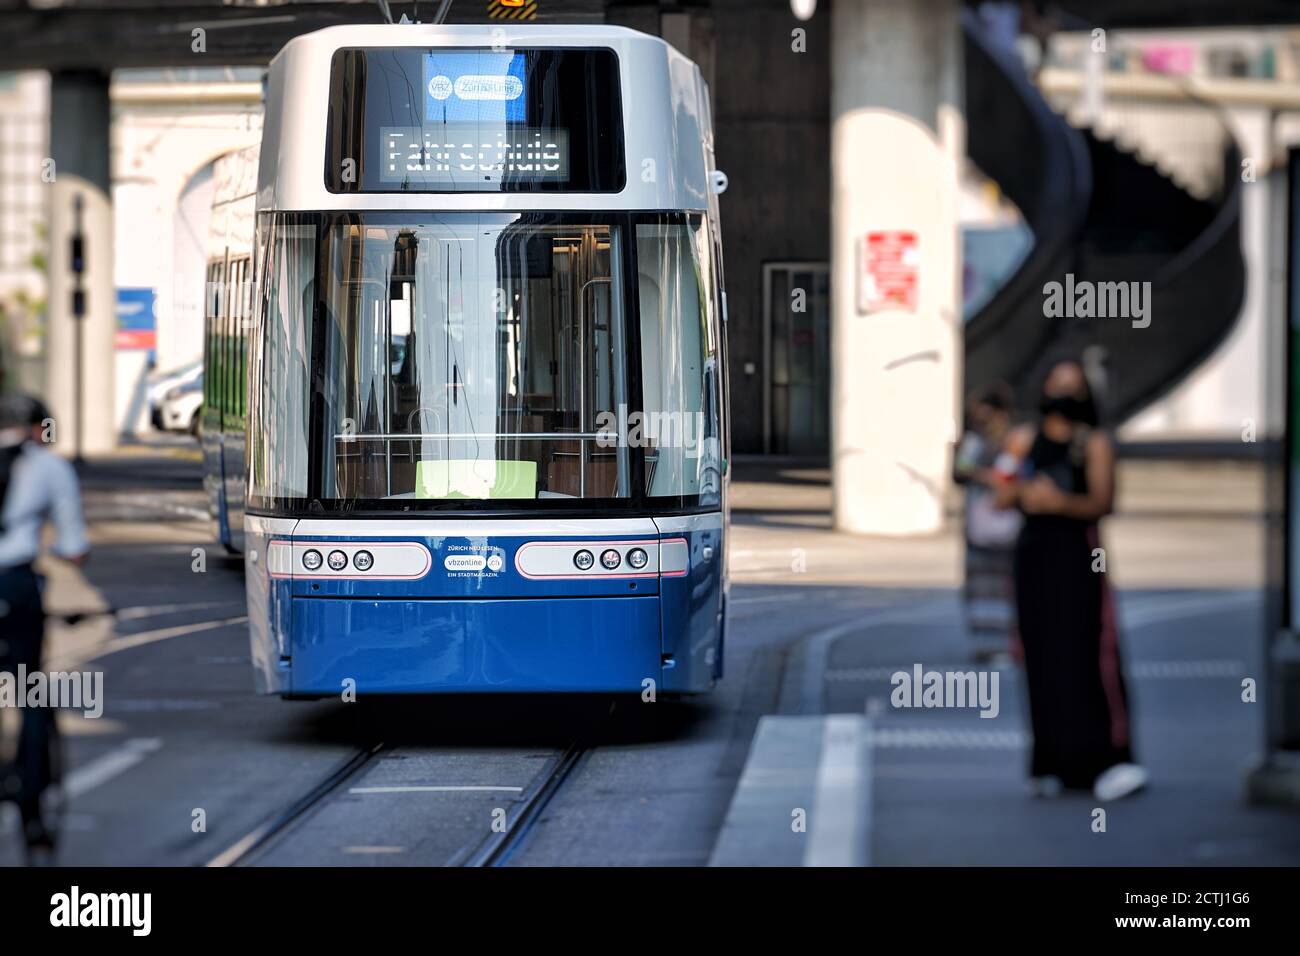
380 125 570 185
327 47 624 193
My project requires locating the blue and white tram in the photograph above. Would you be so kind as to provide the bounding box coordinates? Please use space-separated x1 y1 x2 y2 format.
244 24 730 695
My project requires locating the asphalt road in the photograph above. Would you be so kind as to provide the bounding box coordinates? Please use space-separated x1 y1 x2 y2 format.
1 446 1292 866
0 447 890 866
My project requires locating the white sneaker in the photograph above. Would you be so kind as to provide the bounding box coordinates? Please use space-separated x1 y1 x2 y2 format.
1029 775 1063 798
1093 763 1148 801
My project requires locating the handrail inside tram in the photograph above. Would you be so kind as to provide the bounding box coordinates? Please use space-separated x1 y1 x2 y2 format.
578 274 613 499
337 432 608 440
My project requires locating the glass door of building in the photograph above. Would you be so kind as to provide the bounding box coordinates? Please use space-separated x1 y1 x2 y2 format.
763 262 830 455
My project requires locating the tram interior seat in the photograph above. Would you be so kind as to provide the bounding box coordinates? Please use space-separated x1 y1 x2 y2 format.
546 452 617 498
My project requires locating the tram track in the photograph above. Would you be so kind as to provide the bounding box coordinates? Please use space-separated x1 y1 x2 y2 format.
455 742 588 868
205 737 591 868
204 692 618 868
205 742 385 867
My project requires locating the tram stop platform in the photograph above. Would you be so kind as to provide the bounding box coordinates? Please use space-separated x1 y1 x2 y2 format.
711 456 1300 867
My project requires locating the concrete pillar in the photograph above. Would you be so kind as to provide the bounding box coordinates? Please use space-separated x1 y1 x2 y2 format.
830 0 963 535
1248 150 1300 807
46 71 116 457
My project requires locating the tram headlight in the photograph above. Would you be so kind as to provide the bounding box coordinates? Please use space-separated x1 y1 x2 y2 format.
302 549 323 571
353 550 374 572
573 549 595 571
327 550 348 571
627 548 648 570
600 548 621 570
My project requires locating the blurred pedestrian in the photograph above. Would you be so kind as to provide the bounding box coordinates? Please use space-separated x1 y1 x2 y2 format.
993 359 1147 801
953 382 1021 657
0 392 89 863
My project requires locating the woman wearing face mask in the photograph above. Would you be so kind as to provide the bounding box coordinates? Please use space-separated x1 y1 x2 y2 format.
993 359 1147 801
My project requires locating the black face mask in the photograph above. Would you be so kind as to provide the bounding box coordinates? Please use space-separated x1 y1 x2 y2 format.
1039 394 1096 425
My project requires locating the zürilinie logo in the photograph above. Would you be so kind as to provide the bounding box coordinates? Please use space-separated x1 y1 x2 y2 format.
50 887 151 937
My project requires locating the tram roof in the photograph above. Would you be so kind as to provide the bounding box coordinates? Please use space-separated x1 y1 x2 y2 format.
269 23 688 64
258 24 716 214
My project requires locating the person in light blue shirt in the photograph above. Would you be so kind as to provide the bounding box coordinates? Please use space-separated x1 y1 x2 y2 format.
0 400 89 570
0 392 89 862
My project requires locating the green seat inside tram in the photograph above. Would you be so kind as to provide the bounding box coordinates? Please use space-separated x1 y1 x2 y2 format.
416 459 539 499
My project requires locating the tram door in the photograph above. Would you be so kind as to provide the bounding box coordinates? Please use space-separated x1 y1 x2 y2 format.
763 262 830 456
543 227 621 498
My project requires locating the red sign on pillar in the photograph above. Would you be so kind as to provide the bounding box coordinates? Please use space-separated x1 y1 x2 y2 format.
857 230 919 314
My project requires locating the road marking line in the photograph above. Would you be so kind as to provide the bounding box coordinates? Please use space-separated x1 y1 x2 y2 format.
1129 659 1244 678
871 727 1027 750
1122 591 1258 629
824 659 1245 682
114 601 242 621
342 846 406 854
64 738 162 799
205 829 264 869
53 616 249 668
827 665 999 682
791 602 958 714
732 592 911 609
793 591 1256 710
804 715 872 867
110 698 222 712
710 715 871 867
348 785 524 794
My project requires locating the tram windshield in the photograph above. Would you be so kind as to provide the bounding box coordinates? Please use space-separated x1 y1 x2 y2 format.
247 212 723 512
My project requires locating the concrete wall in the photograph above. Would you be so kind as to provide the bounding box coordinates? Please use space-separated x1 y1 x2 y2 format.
110 80 261 433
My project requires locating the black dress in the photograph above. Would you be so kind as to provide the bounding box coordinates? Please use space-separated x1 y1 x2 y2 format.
1013 429 1134 788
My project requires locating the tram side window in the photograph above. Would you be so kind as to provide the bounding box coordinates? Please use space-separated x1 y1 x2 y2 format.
229 256 250 419
239 256 252 418
230 258 241 418
223 259 235 419
203 263 213 409
223 260 234 419
248 218 315 502
636 220 722 502
206 260 226 416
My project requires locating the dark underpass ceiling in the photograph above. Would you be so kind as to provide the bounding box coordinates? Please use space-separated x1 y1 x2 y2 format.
0 0 1298 71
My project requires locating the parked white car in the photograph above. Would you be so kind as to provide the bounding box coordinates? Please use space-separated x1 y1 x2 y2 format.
148 359 202 431
158 376 203 435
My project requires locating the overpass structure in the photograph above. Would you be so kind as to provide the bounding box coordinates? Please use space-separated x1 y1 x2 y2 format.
2 0 1300 70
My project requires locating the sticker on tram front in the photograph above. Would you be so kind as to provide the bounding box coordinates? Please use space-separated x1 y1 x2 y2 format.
442 545 507 577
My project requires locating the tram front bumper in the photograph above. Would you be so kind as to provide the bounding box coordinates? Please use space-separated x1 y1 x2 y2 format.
287 595 662 694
